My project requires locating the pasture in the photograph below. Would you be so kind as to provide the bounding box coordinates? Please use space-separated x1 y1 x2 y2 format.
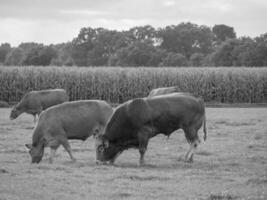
0 107 266 200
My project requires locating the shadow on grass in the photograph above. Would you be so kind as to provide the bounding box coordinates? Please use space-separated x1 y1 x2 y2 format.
0 149 26 154
196 150 213 156
206 193 238 200
110 159 221 172
117 174 170 181
215 120 256 126
247 178 267 185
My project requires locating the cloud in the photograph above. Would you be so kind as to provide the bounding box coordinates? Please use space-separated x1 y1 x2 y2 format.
0 0 266 46
59 10 110 16
162 0 176 7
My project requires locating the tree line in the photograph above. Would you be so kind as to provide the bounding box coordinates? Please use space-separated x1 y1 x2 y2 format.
0 22 266 67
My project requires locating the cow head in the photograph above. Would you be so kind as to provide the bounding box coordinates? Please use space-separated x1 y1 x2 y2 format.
10 106 22 120
25 139 46 163
95 135 121 164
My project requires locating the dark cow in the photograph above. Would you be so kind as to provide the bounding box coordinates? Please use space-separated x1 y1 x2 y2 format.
148 86 179 98
95 93 207 166
10 89 69 123
25 100 113 164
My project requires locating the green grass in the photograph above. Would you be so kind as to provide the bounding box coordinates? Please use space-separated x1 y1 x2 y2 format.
0 107 266 199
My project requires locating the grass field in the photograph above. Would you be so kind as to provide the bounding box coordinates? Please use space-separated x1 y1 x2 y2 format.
0 107 266 200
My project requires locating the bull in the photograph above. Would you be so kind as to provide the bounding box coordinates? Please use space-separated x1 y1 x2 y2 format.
95 93 207 166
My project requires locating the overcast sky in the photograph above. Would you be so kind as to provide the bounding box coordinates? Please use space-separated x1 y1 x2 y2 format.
0 0 266 46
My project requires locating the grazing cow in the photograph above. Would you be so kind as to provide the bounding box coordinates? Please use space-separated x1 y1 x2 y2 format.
148 86 179 98
10 89 69 123
25 100 113 164
95 93 207 166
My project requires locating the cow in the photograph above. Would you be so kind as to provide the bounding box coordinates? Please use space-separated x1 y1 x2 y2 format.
95 93 207 166
10 89 69 123
25 100 113 164
147 86 179 98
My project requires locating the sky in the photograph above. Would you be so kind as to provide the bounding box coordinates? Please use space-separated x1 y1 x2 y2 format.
0 0 267 47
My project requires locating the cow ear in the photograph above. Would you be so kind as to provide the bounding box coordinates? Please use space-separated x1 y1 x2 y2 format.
25 144 32 150
41 138 48 147
94 133 99 139
103 139 109 148
98 146 105 152
93 128 100 138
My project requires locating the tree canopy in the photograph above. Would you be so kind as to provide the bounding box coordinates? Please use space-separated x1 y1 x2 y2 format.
1 23 266 67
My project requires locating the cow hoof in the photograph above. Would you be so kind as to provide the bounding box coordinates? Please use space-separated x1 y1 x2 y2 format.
96 160 106 165
185 157 193 163
139 162 145 167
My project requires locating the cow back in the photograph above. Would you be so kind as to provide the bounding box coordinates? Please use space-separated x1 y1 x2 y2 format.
37 89 69 110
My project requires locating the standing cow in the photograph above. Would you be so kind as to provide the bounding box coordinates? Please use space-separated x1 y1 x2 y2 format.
95 93 207 166
10 89 69 123
25 100 113 164
148 86 179 98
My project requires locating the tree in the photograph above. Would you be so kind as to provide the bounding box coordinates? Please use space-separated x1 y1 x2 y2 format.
0 43 11 64
189 53 204 66
38 46 58 66
20 44 57 66
253 33 267 66
209 39 239 66
159 23 213 59
4 48 25 65
231 37 256 66
71 27 131 66
71 27 97 66
86 29 123 66
51 43 74 66
110 41 165 66
212 24 236 43
160 52 188 66
127 25 158 45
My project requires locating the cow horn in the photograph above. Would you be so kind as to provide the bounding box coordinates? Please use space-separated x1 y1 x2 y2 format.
25 144 32 150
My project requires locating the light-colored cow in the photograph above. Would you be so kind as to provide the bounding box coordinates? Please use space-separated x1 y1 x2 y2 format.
148 86 179 98
10 89 69 123
25 100 113 164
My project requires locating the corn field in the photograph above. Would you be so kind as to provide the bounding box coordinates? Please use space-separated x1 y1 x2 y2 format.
0 66 266 104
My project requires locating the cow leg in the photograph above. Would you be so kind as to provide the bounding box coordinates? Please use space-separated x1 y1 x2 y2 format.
49 148 57 164
47 139 60 164
139 148 146 166
185 142 196 162
184 128 200 162
138 127 151 166
60 137 76 162
33 114 37 124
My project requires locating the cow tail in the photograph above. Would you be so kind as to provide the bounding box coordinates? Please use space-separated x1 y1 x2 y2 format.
203 112 207 141
199 97 207 141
